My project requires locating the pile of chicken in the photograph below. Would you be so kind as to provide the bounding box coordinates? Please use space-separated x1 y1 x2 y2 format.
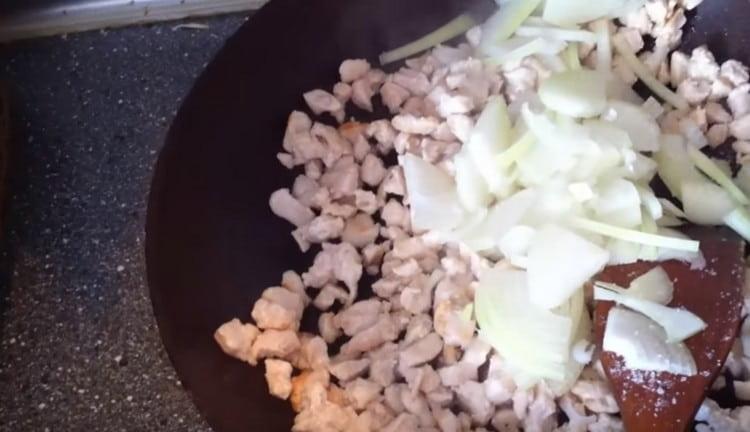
214 0 750 430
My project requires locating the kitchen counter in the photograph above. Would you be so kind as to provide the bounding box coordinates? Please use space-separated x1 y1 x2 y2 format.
0 13 248 431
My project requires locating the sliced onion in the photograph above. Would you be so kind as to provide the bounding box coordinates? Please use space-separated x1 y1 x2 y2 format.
539 69 608 118
454 150 492 212
723 207 750 242
466 96 515 197
568 216 700 252
590 19 612 72
654 134 705 200
483 36 566 65
481 0 545 45
527 225 610 309
401 153 466 231
602 101 661 152
515 26 597 43
594 285 706 342
603 307 697 375
379 14 477 64
681 180 736 225
686 145 750 205
542 0 646 26
590 178 643 228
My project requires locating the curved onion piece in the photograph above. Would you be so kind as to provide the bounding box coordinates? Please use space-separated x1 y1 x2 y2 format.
539 69 607 118
481 0 544 45
401 153 466 231
603 101 661 152
379 14 476 64
681 180 736 225
466 96 514 197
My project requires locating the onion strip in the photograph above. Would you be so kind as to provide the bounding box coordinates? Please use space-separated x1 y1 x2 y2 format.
612 35 689 110
379 14 476 65
569 217 700 252
515 26 597 43
497 130 535 168
590 19 611 72
686 145 750 205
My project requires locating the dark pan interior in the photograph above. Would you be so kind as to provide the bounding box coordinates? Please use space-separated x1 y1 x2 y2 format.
145 0 750 431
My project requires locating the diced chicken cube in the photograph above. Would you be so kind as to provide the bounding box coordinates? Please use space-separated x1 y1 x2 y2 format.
571 380 619 414
400 388 435 427
392 114 440 135
354 189 379 215
710 77 733 101
304 89 343 116
277 152 295 169
305 214 345 243
728 85 750 117
677 78 711 105
722 59 750 86
492 409 521 432
434 407 460 432
400 332 443 368
352 78 375 112
336 299 382 336
270 188 315 227
214 319 260 364
250 329 301 364
320 156 360 199
313 284 349 311
707 123 729 147
732 114 750 140
340 59 371 83
688 46 720 80
383 413 420 432
381 166 407 196
311 122 353 167
329 357 371 382
318 312 341 344
456 381 493 425
290 368 330 412
670 51 690 87
706 102 732 124
446 114 473 143
265 359 293 400
251 286 305 330
345 378 383 410
361 154 387 186
393 68 432 96
341 314 399 355
381 82 411 114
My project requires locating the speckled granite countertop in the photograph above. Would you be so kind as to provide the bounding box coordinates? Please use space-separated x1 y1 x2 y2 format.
0 13 248 431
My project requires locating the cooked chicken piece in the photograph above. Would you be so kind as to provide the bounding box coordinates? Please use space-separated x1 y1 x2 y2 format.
277 152 295 169
290 368 330 412
362 241 390 275
304 89 344 116
280 270 308 303
341 213 379 248
491 409 520 432
434 92 475 118
391 236 427 260
456 381 493 425
677 78 711 105
381 226 409 241
372 277 401 298
344 378 383 411
354 189 379 215
303 215 344 243
318 312 341 344
521 384 557 432
251 286 305 330
299 335 329 370
283 110 314 151
265 359 294 400
358 402 396 431
654 9 686 50
311 123 353 167
617 27 645 52
341 313 399 355
401 387 436 427
670 51 690 87
421 138 459 163
400 276 433 314
361 154 387 187
403 314 433 346
321 201 357 219
688 46 720 80
320 156 360 199
392 114 441 135
571 380 619 414
250 329 301 364
706 102 732 123
331 86 351 109
381 166 407 196
412 364 442 395
214 319 260 363
366 342 398 387
291 228 311 253
393 68 432 96
728 85 750 117
484 355 517 405
434 302 475 348
732 114 750 141
384 383 408 413
587 413 624 432
433 407 460 432
293 402 359 432
302 159 323 180
503 66 537 102
400 332 444 368
336 299 382 336
710 77 733 101
707 123 729 147
367 69 387 88
444 115 472 144
365 119 397 153
313 284 349 311
340 59 372 83
721 59 750 86
270 189 315 228
304 242 362 295
381 81 411 114
377 202 409 234
394 131 421 155
622 6 652 34
430 122 458 143
291 174 320 208
558 394 596 432
383 412 420 432
351 78 375 112
329 358 371 382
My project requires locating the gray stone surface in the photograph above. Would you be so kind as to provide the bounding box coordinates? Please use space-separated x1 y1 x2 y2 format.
0 13 247 431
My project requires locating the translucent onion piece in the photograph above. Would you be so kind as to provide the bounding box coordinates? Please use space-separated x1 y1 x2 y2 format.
484 36 566 65
454 150 492 212
735 165 750 197
569 216 700 252
603 307 697 375
466 96 514 196
564 43 581 70
481 0 545 45
594 286 706 342
527 225 609 309
401 153 466 231
611 35 689 110
496 130 535 168
681 180 736 225
603 101 660 152
379 14 477 64
654 134 705 200
542 0 646 25
539 69 607 118
723 207 750 242
628 266 674 305
590 178 643 228
475 268 573 382
590 19 612 72
686 145 750 205
515 25 597 43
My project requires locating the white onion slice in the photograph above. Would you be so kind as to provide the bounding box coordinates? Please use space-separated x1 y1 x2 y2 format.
686 145 750 205
568 217 700 252
602 101 661 152
603 307 697 375
681 181 736 225
401 153 466 231
481 0 545 44
539 69 607 118
515 26 597 43
594 285 706 343
379 14 476 65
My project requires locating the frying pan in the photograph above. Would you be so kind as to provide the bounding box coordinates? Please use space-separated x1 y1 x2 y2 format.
145 0 750 431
